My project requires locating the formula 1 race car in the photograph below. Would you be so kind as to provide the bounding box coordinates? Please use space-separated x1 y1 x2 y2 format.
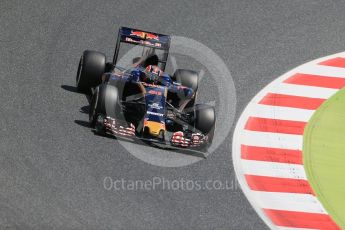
76 27 215 156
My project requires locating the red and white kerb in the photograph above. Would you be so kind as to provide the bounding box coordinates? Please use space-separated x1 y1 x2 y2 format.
233 54 345 229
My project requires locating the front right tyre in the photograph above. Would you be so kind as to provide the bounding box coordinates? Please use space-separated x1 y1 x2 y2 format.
193 104 216 143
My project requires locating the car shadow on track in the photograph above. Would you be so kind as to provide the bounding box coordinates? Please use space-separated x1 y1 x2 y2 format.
61 84 80 93
61 85 92 104
74 119 118 140
74 120 90 128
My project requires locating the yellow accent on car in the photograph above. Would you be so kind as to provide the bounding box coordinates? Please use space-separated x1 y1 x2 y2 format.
144 120 165 136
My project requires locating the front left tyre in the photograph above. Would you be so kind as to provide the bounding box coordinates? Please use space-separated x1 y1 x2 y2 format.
76 50 106 94
89 84 121 128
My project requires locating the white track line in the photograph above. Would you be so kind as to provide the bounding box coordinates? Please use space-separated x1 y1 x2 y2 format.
268 83 337 99
241 160 307 179
297 65 345 78
240 130 303 150
276 227 318 230
248 104 315 122
251 191 328 214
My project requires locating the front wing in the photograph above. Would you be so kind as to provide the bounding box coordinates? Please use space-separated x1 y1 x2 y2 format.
100 117 209 158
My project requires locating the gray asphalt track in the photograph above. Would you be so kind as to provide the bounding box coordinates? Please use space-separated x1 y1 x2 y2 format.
2 0 345 229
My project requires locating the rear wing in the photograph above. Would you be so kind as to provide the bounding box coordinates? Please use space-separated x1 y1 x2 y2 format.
113 27 171 70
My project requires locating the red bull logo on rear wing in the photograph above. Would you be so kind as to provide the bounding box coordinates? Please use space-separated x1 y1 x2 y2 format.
130 31 159 41
119 27 171 50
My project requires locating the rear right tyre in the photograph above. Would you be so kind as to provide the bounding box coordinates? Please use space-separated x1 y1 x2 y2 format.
171 69 199 109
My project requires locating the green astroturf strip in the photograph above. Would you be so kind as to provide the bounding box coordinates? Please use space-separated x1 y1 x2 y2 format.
304 88 345 228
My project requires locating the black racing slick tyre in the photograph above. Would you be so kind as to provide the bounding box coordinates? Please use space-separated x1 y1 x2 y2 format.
89 84 120 127
193 104 216 137
173 69 199 108
173 69 199 93
76 50 106 94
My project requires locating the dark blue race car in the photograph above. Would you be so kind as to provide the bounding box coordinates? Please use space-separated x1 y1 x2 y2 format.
76 27 215 157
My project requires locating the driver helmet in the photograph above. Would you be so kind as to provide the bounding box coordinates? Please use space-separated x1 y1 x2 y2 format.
144 65 163 84
142 65 173 86
145 65 163 75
